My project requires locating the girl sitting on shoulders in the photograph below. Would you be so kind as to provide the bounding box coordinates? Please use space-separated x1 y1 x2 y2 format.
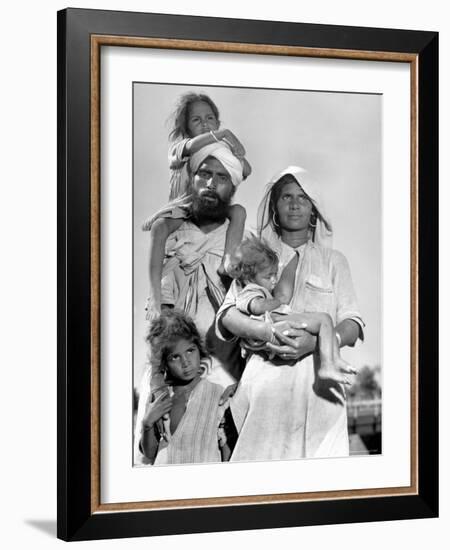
143 92 252 321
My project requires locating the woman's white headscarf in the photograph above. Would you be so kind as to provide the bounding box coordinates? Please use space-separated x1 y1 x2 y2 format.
190 143 244 188
257 166 333 250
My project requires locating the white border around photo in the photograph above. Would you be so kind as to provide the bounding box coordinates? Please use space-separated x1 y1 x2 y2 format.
100 46 410 505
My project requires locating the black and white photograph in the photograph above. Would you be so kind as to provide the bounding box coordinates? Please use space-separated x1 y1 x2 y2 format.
132 83 382 467
1 0 442 546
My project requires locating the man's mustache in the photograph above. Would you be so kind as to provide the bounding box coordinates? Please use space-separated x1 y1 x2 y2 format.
198 189 219 200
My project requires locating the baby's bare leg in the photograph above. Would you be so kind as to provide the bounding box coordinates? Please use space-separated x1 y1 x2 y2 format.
296 312 335 371
282 312 356 384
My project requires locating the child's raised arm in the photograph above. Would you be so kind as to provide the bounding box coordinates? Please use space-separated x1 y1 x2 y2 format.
169 133 215 169
147 217 184 320
217 130 252 179
176 131 222 160
171 129 252 173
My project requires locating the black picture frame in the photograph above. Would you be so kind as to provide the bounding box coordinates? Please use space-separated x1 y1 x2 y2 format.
57 7 438 541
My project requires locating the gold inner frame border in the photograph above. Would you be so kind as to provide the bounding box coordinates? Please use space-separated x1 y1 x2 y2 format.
89 35 419 514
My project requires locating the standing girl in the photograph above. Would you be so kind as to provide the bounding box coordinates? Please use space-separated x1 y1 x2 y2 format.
135 309 232 465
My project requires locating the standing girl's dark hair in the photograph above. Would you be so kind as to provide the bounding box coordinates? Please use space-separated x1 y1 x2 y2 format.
168 93 221 142
146 309 209 381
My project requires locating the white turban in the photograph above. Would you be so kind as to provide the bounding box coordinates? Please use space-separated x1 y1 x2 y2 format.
189 143 244 188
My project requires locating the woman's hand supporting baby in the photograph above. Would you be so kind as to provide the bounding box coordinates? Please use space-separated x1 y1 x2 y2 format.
220 308 317 361
266 320 317 361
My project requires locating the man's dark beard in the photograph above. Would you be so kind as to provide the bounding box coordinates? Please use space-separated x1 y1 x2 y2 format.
190 190 231 225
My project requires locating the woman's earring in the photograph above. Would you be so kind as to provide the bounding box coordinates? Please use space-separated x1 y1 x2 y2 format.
309 215 317 228
272 212 279 227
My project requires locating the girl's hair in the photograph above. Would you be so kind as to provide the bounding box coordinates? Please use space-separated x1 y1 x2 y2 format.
266 174 317 236
146 309 209 379
234 236 279 284
168 92 220 142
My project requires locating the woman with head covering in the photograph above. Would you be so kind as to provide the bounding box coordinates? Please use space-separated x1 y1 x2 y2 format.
216 166 364 460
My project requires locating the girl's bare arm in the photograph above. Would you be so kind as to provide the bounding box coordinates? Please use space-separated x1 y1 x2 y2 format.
248 296 282 316
183 129 247 157
139 392 172 462
182 131 223 156
139 426 160 463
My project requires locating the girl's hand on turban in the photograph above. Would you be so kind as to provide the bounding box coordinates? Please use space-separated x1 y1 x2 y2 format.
216 129 246 158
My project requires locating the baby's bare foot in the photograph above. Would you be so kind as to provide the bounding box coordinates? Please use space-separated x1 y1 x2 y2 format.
317 359 356 385
335 357 357 375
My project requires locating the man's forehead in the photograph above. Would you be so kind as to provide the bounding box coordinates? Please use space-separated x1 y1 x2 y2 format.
197 156 228 174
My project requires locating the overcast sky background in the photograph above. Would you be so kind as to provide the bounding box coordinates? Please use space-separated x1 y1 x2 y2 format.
133 82 382 387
